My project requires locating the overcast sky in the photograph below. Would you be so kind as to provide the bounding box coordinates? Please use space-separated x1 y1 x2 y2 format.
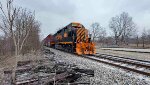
1 0 150 38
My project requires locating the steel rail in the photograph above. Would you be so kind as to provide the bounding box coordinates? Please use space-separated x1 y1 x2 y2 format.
82 55 150 76
94 55 150 68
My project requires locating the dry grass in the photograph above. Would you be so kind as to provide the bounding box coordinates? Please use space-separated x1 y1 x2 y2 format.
0 50 43 84
96 49 150 60
0 56 16 70
0 55 16 84
0 51 43 69
127 44 150 48
17 51 43 62
96 43 150 49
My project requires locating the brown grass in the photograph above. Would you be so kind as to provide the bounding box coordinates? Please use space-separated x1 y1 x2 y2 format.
96 43 150 49
0 50 43 84
127 44 150 48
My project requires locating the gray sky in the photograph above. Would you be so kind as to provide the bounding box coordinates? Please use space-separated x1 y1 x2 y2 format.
1 0 150 38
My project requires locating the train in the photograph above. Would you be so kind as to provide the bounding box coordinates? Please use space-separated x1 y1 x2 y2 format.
44 22 95 55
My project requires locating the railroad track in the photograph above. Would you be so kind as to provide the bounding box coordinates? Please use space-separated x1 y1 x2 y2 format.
83 54 150 76
45 47 150 76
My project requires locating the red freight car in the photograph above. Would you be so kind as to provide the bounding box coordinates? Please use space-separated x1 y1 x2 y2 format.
44 34 55 47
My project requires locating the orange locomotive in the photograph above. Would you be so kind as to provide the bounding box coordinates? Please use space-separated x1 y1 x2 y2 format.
46 22 95 55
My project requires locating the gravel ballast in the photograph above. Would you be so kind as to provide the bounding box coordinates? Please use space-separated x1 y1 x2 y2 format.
47 48 150 85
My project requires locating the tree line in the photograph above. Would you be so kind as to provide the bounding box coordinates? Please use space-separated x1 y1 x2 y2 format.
0 0 41 56
0 0 150 58
91 12 150 48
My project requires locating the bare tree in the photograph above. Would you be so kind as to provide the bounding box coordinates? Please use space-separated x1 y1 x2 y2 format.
141 29 147 48
91 23 100 42
0 0 35 55
109 12 135 45
0 36 4 56
14 9 36 55
109 16 123 45
90 22 100 42
136 35 139 47
0 0 39 83
0 0 19 55
98 27 107 43
23 21 41 54
120 12 136 45
147 29 150 44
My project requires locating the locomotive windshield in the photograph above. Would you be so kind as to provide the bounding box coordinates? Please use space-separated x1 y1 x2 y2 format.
72 23 82 28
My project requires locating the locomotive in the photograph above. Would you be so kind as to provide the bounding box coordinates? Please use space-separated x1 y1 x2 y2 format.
44 22 95 55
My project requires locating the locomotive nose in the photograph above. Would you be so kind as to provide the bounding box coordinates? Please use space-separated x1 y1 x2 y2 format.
76 42 95 55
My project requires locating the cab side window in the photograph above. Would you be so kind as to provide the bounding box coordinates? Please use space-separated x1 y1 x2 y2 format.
68 31 72 37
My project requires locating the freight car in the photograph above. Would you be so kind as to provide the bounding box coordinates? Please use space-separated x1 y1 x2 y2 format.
44 34 55 47
45 22 95 55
